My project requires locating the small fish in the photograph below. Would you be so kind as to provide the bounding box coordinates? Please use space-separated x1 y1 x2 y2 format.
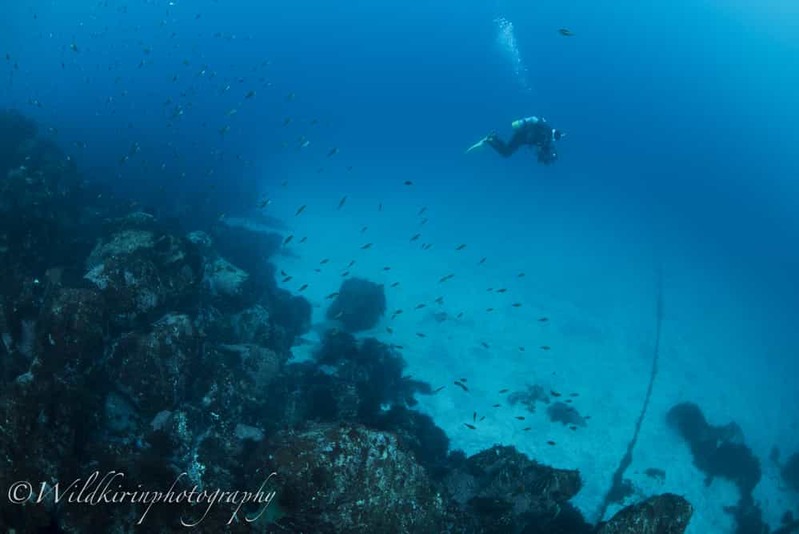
499 389 509 394
518 346 526 352
538 317 549 323
282 276 292 283
70 42 79 53
570 425 578 431
473 412 477 422
439 273 455 283
547 440 557 446
479 416 486 422
337 196 347 209
480 342 489 349
558 28 574 37
523 427 531 431
496 288 507 293
299 236 307 244
325 292 339 299
540 345 551 351
361 226 368 233
515 416 526 421
512 303 522 308
433 386 445 393
298 284 308 292
347 260 356 268
326 147 339 157
410 233 421 241
386 327 393 334
416 332 426 338
393 309 404 316
390 282 400 288
550 390 562 397
455 243 467 251
418 207 427 215
459 378 468 382
283 234 294 245
404 180 413 186
486 307 495 312
454 381 469 392
422 243 433 250
464 423 476 430
361 243 373 250
341 271 350 277
257 198 271 209
382 266 391 271
434 297 444 305
517 272 526 278
283 117 292 126
415 304 426 310
245 90 256 98
479 257 487 265
456 312 463 319
295 204 306 216
492 404 501 408
320 258 330 265
570 393 580 397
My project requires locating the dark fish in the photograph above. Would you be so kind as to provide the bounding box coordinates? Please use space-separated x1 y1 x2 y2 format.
404 180 413 186
518 346 526 352
538 317 549 322
464 423 476 430
456 312 463 319
283 234 293 245
570 425 578 431
337 196 347 209
547 440 557 446
550 390 561 397
459 378 468 382
282 276 292 283
512 303 522 308
341 271 350 277
298 284 308 292
245 90 256 98
319 258 329 264
479 416 486 422
570 392 580 397
499 389 509 394
454 381 469 392
523 427 531 431
386 327 393 334
455 244 467 251
434 297 444 305
479 257 487 265
325 292 339 299
517 272 526 277
515 416 525 421
382 266 391 271
326 147 339 157
416 332 426 338
347 260 356 268
433 385 445 393
410 233 421 241
360 243 373 250
439 274 454 283
558 28 574 37
473 412 477 422
486 307 495 312
496 288 507 293
295 204 306 216
540 345 551 351
390 282 400 288
415 304 426 310
480 342 489 349
299 236 307 243
492 404 501 408
361 226 368 233
418 207 427 215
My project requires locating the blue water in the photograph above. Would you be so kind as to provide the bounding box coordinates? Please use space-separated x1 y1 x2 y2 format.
3 0 799 530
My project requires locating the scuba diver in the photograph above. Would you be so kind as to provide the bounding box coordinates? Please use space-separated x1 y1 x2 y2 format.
467 116 565 165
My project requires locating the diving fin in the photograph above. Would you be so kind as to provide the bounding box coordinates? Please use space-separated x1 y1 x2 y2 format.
466 137 489 154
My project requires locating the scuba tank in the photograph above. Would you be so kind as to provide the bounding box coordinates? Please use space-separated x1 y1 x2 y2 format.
511 116 540 129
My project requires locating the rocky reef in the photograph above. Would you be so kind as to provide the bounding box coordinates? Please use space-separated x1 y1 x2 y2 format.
0 110 695 532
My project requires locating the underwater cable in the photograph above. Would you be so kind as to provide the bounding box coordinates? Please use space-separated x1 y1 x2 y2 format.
597 266 664 521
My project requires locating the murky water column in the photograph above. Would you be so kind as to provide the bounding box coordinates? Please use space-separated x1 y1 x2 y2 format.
494 16 531 93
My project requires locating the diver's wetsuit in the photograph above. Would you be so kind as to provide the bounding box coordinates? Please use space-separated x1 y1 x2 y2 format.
486 119 559 164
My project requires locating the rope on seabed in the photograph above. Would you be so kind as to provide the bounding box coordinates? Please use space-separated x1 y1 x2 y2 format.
596 265 664 522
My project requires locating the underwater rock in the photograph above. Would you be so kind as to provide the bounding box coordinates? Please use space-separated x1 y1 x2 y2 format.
508 383 551 413
249 423 462 532
597 493 692 534
444 444 584 533
314 330 432 421
667 402 761 494
105 314 198 418
782 452 799 493
35 287 105 376
547 401 587 427
83 225 201 328
204 257 253 302
326 277 386 332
